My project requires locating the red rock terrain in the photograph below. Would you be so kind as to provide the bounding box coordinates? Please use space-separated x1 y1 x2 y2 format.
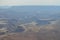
0 33 38 40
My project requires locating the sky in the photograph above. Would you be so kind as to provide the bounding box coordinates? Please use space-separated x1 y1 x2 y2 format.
0 0 60 6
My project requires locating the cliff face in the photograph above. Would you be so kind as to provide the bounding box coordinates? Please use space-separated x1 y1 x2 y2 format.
0 20 60 40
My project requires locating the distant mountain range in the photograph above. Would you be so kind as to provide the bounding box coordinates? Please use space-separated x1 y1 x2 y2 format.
0 6 60 40
0 6 60 33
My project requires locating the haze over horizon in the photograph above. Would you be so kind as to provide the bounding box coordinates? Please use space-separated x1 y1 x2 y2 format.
0 0 60 6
